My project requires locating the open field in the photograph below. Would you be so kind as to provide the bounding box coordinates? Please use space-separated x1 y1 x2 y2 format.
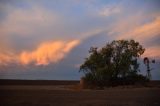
0 80 160 106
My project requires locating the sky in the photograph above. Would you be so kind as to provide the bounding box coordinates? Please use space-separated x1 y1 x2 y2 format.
0 0 160 80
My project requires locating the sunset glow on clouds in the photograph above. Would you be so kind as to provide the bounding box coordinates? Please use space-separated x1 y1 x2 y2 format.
0 52 17 66
142 46 160 58
116 16 160 58
20 40 79 65
0 0 160 80
117 16 160 42
0 40 79 66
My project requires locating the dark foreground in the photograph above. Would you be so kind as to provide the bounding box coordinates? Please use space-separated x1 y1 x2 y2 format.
0 80 160 106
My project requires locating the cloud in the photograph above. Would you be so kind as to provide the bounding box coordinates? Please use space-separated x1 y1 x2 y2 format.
0 4 58 38
1 1 160 65
132 17 160 42
99 6 121 17
142 46 160 58
0 52 17 66
111 16 160 59
122 17 160 58
118 17 160 43
0 40 80 66
19 40 80 65
107 13 146 36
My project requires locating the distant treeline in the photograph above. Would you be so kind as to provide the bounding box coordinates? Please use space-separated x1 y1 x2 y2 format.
0 79 79 85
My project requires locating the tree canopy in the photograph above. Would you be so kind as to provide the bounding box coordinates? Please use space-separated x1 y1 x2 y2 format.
80 40 147 87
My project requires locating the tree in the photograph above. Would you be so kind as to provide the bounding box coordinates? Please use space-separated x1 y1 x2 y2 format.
80 40 146 87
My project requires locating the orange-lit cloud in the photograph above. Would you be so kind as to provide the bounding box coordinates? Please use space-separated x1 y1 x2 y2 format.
142 46 160 58
0 40 80 66
0 52 17 66
19 40 80 65
117 17 160 43
114 17 160 59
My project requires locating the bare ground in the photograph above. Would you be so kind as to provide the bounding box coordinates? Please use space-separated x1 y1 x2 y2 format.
0 85 160 106
0 80 160 106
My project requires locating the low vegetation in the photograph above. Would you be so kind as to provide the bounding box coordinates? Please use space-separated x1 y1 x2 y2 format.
80 40 149 88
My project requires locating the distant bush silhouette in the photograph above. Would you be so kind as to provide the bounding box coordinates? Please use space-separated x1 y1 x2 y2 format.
80 40 148 88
